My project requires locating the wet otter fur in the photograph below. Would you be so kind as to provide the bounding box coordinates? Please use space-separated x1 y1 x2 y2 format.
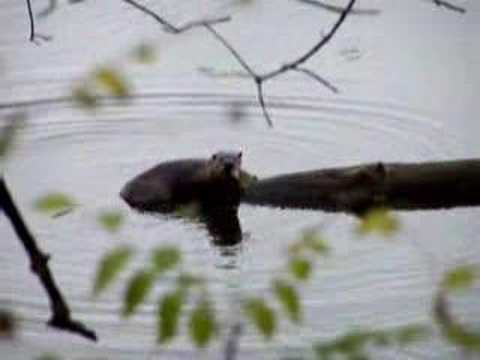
120 151 244 212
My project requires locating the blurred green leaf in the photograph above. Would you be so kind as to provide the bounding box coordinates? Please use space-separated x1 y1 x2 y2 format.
123 270 155 317
443 323 480 353
132 43 156 64
395 325 430 345
0 113 25 159
151 246 181 274
272 279 301 323
189 299 217 348
302 230 330 255
177 273 203 289
34 193 76 215
289 257 312 281
93 246 133 295
158 290 185 344
98 210 124 233
435 291 480 353
357 208 399 237
441 265 477 292
36 354 61 360
244 298 276 340
95 67 130 98
72 86 98 109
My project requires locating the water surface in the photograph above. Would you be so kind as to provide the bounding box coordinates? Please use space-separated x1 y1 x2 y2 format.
1 0 479 359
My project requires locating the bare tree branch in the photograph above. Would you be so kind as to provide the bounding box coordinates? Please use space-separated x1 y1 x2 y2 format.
122 0 231 34
293 67 339 93
203 0 356 126
255 80 273 127
0 178 97 342
297 0 381 16
203 24 258 78
261 0 356 80
174 16 231 33
432 0 466 13
25 0 35 41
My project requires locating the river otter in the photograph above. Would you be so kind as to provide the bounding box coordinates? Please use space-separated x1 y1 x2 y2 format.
120 151 245 211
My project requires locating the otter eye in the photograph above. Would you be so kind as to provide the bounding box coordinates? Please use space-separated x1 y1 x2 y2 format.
237 151 242 159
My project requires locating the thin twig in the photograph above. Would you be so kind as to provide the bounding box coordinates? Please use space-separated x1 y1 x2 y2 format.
0 178 97 342
122 0 178 32
432 0 466 13
297 0 381 16
203 1 355 125
25 0 35 41
203 24 258 78
261 0 357 80
175 16 231 33
123 0 232 34
294 67 339 93
255 80 273 127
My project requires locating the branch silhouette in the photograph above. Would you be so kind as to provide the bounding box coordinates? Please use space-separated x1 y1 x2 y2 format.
25 0 35 41
0 178 97 341
202 0 357 126
432 0 466 13
122 0 231 33
297 0 381 15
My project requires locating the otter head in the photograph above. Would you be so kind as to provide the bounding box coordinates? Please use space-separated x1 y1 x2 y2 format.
210 151 242 180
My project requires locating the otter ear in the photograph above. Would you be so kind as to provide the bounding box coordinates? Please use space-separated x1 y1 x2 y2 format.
237 151 242 159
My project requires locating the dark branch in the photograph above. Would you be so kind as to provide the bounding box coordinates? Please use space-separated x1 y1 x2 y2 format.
122 0 179 32
203 1 355 125
255 80 273 127
122 0 231 34
203 24 258 78
261 0 356 80
25 0 35 41
297 0 381 16
0 178 97 341
432 0 466 13
293 67 339 93
175 16 231 33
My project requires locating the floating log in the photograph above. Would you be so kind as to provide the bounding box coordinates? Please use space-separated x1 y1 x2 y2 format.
243 159 480 213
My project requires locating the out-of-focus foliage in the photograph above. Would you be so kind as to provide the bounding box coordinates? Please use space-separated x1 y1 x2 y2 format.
131 43 157 64
93 246 134 295
123 270 155 316
243 298 276 340
434 265 480 354
441 265 478 292
0 113 25 161
189 299 217 348
151 247 181 274
34 193 76 216
98 210 124 233
73 66 131 110
315 325 430 359
357 207 399 237
158 289 185 343
273 280 301 323
35 354 62 360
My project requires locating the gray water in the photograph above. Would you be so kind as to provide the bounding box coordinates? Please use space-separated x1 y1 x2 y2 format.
1 0 479 359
